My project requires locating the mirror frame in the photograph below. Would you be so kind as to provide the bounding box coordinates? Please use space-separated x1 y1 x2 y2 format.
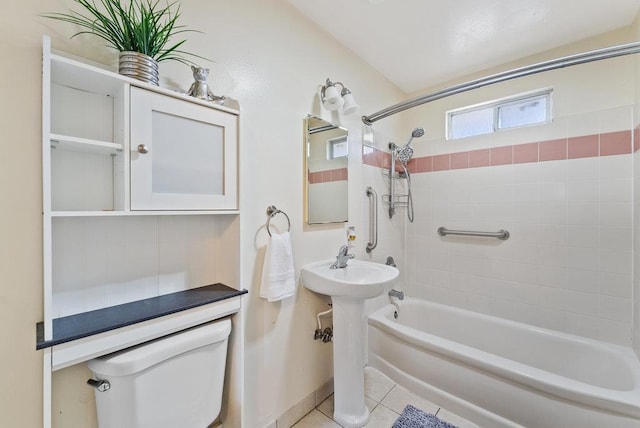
304 115 349 225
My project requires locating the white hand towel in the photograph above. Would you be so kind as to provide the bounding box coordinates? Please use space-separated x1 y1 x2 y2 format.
260 231 296 302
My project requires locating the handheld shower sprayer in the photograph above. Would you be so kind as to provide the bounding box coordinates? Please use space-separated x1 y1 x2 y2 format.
396 128 424 165
388 127 425 223
404 127 425 148
395 127 424 164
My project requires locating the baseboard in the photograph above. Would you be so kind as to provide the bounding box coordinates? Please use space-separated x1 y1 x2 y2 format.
275 378 334 427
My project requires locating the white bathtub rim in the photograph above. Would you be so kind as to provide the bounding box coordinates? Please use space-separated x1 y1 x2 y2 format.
368 300 640 419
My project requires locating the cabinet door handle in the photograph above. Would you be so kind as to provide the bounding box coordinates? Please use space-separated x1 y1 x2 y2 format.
137 144 149 154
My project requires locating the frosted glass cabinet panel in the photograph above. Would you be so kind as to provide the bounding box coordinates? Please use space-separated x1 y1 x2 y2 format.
130 87 238 210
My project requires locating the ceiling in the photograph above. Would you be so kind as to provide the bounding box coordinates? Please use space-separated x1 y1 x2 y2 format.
287 0 640 94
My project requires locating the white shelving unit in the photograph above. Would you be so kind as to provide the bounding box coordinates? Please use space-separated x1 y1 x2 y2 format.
40 36 243 428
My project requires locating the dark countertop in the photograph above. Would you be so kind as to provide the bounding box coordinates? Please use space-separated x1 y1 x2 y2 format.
36 283 247 350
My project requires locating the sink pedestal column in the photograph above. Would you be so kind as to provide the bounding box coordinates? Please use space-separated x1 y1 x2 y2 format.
331 296 369 428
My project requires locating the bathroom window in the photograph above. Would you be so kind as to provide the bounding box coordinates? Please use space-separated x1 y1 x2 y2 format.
328 135 348 159
447 89 552 140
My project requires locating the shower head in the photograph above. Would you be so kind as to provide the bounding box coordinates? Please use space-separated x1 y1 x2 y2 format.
396 145 414 163
392 127 424 164
403 127 425 147
412 127 425 138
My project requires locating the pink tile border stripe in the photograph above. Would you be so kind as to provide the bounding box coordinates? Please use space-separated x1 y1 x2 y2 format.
363 130 634 173
308 168 348 184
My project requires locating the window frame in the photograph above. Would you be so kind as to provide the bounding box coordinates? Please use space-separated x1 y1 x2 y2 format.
446 88 553 140
327 135 349 160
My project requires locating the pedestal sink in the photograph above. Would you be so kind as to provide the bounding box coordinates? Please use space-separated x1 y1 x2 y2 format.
301 259 399 428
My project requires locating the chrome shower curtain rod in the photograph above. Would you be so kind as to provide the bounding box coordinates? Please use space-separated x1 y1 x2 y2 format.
361 41 640 125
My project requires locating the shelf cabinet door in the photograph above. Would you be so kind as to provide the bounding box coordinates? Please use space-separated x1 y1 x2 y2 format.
130 87 238 210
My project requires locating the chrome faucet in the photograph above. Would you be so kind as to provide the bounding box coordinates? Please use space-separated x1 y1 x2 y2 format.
388 289 404 300
330 244 355 269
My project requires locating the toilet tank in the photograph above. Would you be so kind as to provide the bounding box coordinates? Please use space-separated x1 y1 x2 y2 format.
87 318 232 428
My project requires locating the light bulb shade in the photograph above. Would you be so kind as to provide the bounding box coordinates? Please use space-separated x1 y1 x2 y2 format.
322 84 343 110
342 92 360 115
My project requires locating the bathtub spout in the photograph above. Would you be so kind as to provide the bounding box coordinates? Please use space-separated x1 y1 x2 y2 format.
388 289 404 300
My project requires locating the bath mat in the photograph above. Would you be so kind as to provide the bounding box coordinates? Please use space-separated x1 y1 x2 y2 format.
392 404 457 428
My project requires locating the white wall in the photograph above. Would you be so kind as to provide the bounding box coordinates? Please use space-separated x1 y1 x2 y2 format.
633 12 640 359
0 1 406 427
400 28 637 346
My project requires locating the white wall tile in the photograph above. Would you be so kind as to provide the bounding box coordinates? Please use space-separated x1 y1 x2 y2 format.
538 182 567 203
599 248 632 274
567 247 599 271
565 313 602 339
599 106 633 134
567 157 599 181
535 224 568 246
598 272 633 298
600 155 632 179
538 161 567 183
538 202 567 225
514 302 567 332
467 295 495 315
568 111 600 137
600 202 632 228
430 269 452 288
597 319 632 346
512 162 539 184
406 144 634 346
567 180 599 203
511 244 539 264
599 227 633 250
599 295 633 323
538 245 568 268
599 178 632 203
567 225 599 248
513 202 540 224
566 268 599 294
568 203 599 225
537 266 568 288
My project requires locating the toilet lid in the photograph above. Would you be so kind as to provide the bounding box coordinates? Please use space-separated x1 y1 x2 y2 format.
87 318 231 376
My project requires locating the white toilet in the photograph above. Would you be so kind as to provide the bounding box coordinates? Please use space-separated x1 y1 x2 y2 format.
87 318 232 428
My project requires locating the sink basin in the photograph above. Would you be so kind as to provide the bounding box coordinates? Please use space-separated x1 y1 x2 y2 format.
301 259 399 299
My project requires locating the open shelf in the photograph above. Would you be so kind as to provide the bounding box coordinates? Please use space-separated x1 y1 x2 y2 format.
36 283 246 350
50 53 125 97
50 133 123 154
50 210 240 217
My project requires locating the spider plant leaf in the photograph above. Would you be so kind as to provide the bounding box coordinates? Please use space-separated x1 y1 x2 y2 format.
41 0 210 63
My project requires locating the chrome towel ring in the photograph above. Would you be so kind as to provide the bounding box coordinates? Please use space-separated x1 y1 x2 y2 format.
266 205 291 236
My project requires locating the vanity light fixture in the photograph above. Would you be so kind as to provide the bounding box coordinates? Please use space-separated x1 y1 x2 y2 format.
321 78 360 115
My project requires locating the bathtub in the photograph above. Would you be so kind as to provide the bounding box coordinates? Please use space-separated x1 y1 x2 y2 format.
368 298 640 427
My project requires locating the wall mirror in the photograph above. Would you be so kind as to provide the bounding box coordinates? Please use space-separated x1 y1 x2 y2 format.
305 115 348 224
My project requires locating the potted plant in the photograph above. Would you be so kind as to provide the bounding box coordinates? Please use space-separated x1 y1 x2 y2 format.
41 0 207 85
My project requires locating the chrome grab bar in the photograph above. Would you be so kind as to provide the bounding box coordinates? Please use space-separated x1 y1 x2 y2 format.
437 226 509 240
366 187 378 253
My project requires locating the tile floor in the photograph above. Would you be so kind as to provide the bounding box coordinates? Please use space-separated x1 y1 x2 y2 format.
292 367 479 428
